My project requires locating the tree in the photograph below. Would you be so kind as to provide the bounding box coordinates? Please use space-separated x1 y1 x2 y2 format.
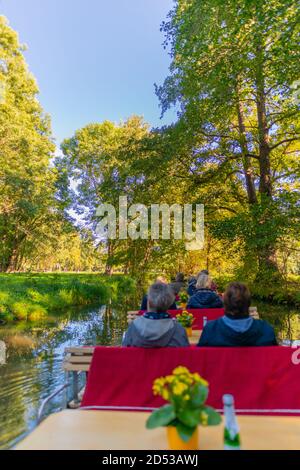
155 0 300 282
0 16 56 271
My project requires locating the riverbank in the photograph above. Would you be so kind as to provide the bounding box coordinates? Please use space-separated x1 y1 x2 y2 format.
0 273 136 323
215 274 300 308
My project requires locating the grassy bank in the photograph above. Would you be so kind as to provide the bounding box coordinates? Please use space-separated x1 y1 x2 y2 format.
0 273 136 323
215 274 300 308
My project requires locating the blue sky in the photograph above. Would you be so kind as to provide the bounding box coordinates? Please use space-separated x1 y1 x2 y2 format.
1 0 176 145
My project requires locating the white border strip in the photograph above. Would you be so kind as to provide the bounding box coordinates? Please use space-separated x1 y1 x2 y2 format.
80 406 300 414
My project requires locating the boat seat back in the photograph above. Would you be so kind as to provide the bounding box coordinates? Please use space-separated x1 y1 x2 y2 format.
81 346 300 415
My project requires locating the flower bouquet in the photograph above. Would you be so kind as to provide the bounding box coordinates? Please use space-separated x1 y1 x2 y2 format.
146 366 221 450
176 310 194 337
177 291 188 308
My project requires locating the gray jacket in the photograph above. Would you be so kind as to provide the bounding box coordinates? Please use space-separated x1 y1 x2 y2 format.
122 316 190 348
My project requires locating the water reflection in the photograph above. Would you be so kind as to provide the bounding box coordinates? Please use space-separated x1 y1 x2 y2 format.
0 304 128 450
0 301 299 449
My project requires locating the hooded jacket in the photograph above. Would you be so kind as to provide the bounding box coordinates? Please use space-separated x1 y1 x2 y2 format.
122 313 189 348
187 288 223 309
198 315 277 347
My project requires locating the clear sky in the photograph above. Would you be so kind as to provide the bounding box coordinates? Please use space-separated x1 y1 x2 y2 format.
0 0 176 145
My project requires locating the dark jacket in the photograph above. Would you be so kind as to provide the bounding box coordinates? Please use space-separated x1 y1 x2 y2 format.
198 315 277 347
187 288 223 309
140 294 177 311
188 278 218 295
187 278 197 296
122 313 189 348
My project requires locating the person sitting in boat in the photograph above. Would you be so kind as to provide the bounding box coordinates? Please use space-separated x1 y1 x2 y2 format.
187 272 223 309
198 282 277 347
123 282 189 348
170 272 186 295
140 276 177 310
188 270 218 296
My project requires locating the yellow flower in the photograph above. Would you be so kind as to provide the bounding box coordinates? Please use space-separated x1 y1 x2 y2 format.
165 375 174 384
153 377 167 395
179 374 193 385
154 377 166 388
162 389 170 401
173 366 189 376
192 373 208 387
173 382 188 396
201 411 208 426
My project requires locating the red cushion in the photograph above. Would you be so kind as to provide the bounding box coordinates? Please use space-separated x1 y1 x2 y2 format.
81 346 300 415
138 309 224 329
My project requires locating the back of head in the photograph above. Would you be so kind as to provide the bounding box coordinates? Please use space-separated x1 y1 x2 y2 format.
224 282 251 317
155 276 167 284
196 273 211 289
175 272 185 283
169 282 180 296
199 269 209 276
148 282 175 313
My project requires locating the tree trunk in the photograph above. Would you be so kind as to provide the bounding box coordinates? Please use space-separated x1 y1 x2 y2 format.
255 46 272 198
236 98 257 204
254 43 280 278
105 240 114 275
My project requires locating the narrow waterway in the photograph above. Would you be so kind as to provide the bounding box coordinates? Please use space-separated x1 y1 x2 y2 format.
0 300 299 449
0 303 128 450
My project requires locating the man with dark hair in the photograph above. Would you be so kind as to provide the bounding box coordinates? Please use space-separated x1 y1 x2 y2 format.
198 282 277 347
170 272 186 294
123 283 189 348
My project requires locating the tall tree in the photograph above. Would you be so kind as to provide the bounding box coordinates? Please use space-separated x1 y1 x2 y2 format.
156 0 300 282
0 16 56 271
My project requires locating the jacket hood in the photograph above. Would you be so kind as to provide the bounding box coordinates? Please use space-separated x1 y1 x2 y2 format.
222 315 253 333
131 316 176 347
220 316 263 345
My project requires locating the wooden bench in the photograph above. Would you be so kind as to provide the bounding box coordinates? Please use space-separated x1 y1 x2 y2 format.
63 347 95 372
63 347 95 407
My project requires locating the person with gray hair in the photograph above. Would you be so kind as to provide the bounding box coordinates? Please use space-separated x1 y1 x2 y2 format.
140 276 178 311
122 283 189 348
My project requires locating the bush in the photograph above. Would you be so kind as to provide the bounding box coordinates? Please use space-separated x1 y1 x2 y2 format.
28 305 47 322
0 273 136 323
11 302 30 321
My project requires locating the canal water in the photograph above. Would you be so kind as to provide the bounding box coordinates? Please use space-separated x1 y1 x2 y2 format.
0 303 128 449
0 301 299 449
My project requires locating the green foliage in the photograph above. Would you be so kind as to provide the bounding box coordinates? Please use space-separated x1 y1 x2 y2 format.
155 0 300 285
0 9 299 303
0 16 58 272
146 405 176 429
0 273 136 323
176 311 194 327
11 302 30 321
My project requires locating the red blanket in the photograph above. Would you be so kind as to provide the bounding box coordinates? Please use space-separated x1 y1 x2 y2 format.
81 346 300 415
138 308 224 329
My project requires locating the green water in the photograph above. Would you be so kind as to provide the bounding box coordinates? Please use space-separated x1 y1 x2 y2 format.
0 301 299 450
0 303 128 450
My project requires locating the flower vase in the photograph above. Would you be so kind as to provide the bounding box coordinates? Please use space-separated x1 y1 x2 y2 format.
167 426 198 450
185 326 192 337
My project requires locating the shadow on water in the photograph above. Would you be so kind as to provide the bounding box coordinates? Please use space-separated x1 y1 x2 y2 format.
0 300 299 449
0 302 129 450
